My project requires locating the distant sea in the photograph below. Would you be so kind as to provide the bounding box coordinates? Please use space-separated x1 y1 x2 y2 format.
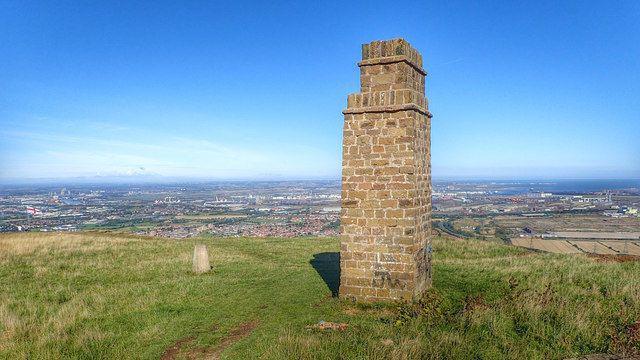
1 178 638 196
435 179 640 195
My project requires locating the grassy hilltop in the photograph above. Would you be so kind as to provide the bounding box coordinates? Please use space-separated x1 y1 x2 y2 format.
1 232 639 359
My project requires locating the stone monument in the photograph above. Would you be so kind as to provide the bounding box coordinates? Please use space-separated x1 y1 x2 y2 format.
339 38 432 301
192 244 210 274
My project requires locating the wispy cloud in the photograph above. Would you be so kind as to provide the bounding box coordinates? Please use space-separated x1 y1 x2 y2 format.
1 128 276 179
438 58 464 66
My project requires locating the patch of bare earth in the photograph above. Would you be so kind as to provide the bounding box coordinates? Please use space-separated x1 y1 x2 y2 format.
607 320 640 359
190 320 259 360
161 335 197 360
588 254 640 263
161 321 258 360
461 294 489 314
305 321 348 331
627 321 640 343
565 355 640 360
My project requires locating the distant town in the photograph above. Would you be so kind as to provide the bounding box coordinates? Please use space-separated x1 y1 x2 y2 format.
0 181 341 238
1 180 638 245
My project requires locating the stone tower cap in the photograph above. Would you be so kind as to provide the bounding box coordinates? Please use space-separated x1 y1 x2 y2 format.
361 38 423 68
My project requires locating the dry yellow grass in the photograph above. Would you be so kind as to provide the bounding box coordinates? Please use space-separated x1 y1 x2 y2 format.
0 232 131 257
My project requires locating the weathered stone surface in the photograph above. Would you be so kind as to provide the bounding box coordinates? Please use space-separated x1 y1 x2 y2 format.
192 244 210 274
339 38 432 302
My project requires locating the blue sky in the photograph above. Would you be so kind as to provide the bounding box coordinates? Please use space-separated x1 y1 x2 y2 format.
1 0 639 182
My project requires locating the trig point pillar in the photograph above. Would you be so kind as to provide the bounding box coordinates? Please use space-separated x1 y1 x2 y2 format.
339 38 433 302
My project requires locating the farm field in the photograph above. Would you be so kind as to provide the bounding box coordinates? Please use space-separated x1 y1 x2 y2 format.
552 231 640 240
494 214 640 233
510 238 582 254
512 237 640 256
568 241 618 255
602 241 640 256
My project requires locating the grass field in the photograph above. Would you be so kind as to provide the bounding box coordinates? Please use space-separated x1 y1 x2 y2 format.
1 232 640 359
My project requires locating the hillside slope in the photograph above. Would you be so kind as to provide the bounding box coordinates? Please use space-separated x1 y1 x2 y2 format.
1 232 639 359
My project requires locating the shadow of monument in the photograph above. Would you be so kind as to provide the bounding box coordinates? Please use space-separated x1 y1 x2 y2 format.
310 252 340 297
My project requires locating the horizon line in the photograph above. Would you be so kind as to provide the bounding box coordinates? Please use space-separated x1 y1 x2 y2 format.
1 176 639 186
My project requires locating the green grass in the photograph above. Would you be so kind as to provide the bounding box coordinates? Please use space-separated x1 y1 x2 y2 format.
1 232 639 359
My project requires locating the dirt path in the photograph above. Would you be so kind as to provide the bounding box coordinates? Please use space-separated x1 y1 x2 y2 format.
161 335 196 360
161 320 259 360
198 320 259 360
